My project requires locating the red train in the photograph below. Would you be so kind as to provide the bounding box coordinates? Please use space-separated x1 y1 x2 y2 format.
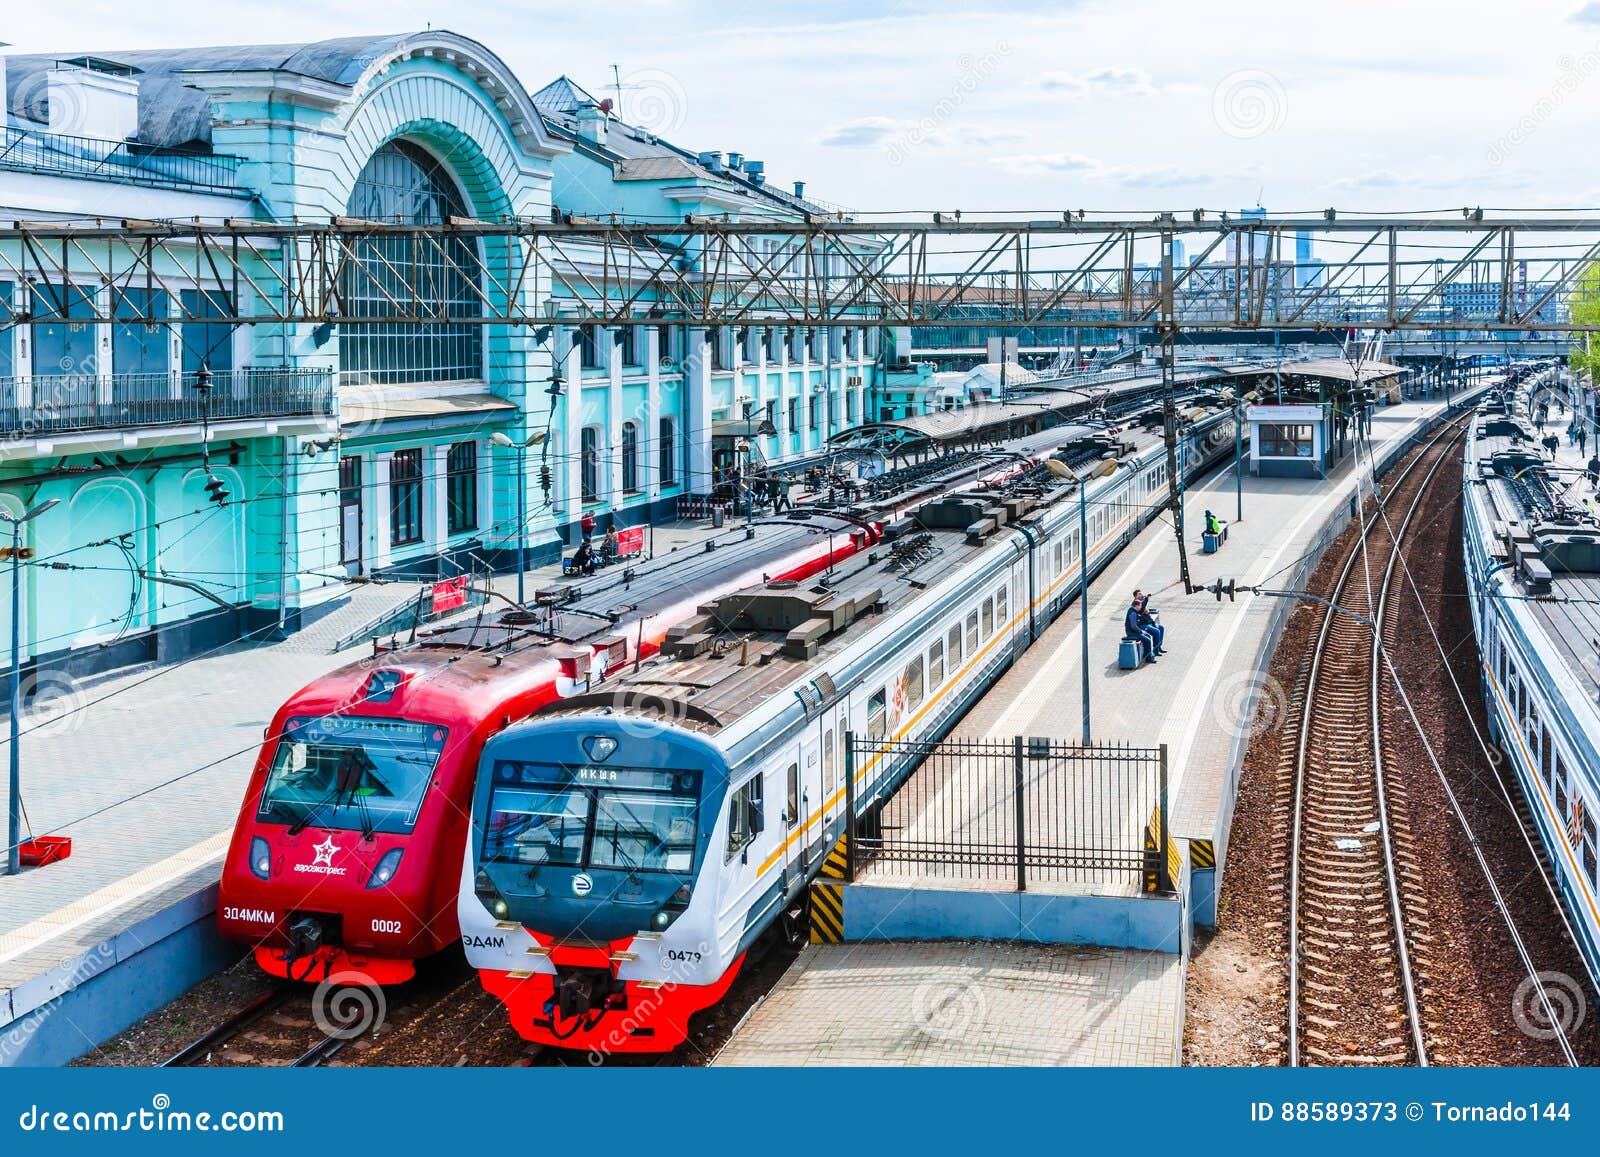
217 515 876 985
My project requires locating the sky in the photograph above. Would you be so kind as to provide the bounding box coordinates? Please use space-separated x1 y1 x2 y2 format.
7 0 1600 217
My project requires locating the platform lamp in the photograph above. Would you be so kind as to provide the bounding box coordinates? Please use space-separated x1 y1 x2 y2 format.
4 498 58 877
491 430 549 607
1046 456 1119 747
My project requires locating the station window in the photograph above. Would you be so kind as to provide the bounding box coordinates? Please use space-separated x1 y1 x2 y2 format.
659 417 677 487
965 611 979 654
947 624 963 670
903 657 925 711
1258 422 1314 459
725 776 764 862
621 422 639 492
581 427 601 503
982 597 994 639
787 397 800 434
578 325 602 370
389 448 423 546
446 441 478 534
867 688 887 741
785 763 800 825
928 640 945 688
823 728 836 795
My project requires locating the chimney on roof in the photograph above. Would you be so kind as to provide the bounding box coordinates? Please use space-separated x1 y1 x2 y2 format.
47 57 140 140
726 151 744 170
793 180 806 199
743 160 765 185
575 101 607 145
697 150 726 174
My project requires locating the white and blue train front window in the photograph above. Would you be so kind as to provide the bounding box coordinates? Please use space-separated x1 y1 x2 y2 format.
484 762 700 873
258 717 448 835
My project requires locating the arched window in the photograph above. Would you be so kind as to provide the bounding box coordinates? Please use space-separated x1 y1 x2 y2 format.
340 140 482 385
621 422 639 492
581 426 600 503
658 417 676 487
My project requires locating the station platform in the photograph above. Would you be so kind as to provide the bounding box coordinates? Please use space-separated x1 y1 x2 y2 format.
713 940 1181 1066
726 383 1486 1068
0 520 727 1064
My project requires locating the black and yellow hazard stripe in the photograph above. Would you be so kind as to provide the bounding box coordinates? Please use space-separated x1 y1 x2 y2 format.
1142 806 1182 893
821 833 849 880
810 882 844 943
1190 838 1216 870
810 834 851 942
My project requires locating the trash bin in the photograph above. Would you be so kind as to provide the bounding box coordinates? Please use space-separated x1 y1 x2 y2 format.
712 505 725 528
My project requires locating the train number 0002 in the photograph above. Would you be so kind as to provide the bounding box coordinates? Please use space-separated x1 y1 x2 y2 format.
371 919 404 934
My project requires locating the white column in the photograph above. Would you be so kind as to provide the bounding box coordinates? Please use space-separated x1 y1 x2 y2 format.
686 326 712 494
424 443 449 555
643 327 661 503
474 438 492 536
559 326 583 527
607 328 624 506
370 453 393 572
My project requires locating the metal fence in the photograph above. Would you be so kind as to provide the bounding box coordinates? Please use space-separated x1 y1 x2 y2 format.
846 733 1170 893
0 368 334 436
0 126 243 193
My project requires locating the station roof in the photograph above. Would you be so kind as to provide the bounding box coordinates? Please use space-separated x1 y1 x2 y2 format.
1283 358 1407 383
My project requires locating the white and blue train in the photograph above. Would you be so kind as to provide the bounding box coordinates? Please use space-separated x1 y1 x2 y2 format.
1462 376 1600 984
455 402 1240 1052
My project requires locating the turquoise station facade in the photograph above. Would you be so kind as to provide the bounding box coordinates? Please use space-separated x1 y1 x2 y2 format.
0 31 881 679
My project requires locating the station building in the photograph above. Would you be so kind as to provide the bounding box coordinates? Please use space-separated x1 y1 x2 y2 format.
0 32 882 682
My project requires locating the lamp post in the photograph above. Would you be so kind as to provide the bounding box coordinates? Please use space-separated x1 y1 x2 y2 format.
491 432 547 607
1047 457 1117 746
4 498 58 877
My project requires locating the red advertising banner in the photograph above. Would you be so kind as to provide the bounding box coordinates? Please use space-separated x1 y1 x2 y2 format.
616 526 646 556
431 575 469 613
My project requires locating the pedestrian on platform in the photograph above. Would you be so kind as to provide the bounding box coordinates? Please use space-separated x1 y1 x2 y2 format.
1580 424 1590 455
1587 454 1600 488
579 510 596 541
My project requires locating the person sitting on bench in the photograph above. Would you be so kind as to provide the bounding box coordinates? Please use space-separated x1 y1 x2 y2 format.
1124 590 1163 663
1134 590 1165 657
1204 509 1225 538
570 540 597 576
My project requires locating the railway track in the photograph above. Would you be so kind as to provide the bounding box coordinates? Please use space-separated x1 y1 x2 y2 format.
1285 413 1471 1067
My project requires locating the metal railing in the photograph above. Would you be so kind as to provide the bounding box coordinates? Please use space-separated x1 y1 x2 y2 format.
0 368 334 437
0 126 244 194
846 733 1170 892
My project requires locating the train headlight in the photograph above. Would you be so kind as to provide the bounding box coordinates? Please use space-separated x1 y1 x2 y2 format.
650 883 693 931
475 869 511 920
250 837 271 880
365 848 403 890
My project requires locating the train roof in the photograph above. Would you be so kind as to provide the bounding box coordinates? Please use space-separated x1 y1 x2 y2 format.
1466 379 1600 695
540 409 1224 734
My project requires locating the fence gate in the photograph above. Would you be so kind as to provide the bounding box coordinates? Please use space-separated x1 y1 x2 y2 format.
844 733 1171 893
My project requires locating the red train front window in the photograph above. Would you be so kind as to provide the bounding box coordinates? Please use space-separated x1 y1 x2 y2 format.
258 716 448 835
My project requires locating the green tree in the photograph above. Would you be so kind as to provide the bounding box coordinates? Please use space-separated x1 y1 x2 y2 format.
1569 259 1600 384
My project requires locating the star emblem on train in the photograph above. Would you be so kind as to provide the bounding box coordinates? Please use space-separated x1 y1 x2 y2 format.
311 836 338 868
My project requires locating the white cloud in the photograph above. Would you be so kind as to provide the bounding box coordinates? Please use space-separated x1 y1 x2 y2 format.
1572 2 1600 23
820 116 907 148
1040 67 1157 98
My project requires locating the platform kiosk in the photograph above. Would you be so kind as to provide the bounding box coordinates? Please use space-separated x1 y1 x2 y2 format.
1247 402 1328 478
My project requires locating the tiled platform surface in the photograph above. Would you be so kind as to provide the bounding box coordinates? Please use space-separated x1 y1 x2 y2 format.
713 940 1182 1066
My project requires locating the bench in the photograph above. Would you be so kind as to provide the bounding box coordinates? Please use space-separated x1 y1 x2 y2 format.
1202 523 1230 554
